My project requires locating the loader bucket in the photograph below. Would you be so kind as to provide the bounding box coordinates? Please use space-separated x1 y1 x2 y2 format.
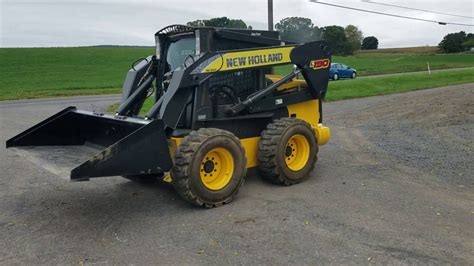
6 107 173 181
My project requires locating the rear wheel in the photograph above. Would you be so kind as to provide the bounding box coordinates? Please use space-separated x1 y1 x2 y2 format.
172 128 246 208
333 73 339 81
258 118 318 185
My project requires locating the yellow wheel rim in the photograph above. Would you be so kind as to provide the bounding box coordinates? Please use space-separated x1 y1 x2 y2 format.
284 134 310 171
199 148 234 190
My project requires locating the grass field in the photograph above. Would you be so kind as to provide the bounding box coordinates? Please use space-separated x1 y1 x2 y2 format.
325 68 474 101
106 68 474 114
0 47 153 100
1 47 474 101
275 52 474 76
356 46 440 54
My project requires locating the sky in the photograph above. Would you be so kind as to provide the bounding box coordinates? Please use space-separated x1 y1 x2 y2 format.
0 0 473 48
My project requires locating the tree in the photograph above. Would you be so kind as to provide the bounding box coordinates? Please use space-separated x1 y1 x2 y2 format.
361 36 379 50
439 31 467 53
275 17 319 43
321 25 353 55
226 19 250 29
186 17 251 29
462 33 474 50
311 27 322 42
186 20 206 27
344 25 363 51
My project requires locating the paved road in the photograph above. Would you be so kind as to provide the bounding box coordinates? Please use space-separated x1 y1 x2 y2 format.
1 85 473 264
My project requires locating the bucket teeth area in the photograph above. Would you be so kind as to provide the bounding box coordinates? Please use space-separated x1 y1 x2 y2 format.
6 107 173 180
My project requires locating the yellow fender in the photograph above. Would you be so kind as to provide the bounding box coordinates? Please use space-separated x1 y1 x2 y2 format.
315 124 331 145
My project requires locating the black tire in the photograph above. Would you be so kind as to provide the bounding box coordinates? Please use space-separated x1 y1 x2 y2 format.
333 73 339 81
257 118 318 185
351 72 357 79
172 128 247 208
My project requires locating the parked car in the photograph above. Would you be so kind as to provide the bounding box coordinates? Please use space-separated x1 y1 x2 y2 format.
329 63 357 80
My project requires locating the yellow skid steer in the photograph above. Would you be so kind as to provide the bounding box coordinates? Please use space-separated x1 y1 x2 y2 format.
7 25 331 207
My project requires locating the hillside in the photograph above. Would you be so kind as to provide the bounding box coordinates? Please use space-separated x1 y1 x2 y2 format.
356 46 440 54
1 47 473 100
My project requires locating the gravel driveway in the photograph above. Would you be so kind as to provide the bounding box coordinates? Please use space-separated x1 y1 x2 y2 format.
0 84 472 264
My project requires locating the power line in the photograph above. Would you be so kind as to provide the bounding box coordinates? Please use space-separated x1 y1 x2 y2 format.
308 0 474 27
361 0 474 20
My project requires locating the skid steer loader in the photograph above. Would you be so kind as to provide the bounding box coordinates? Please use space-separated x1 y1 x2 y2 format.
6 25 331 207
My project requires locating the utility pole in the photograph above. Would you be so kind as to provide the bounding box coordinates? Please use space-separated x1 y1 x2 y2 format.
268 0 274 31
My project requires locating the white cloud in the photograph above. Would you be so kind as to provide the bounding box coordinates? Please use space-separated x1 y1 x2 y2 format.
0 0 472 47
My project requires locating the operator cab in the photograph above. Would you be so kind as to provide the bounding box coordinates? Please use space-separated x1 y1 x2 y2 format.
155 24 281 80
155 25 284 126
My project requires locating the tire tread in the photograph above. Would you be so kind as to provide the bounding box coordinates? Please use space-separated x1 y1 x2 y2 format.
257 117 318 186
172 128 246 208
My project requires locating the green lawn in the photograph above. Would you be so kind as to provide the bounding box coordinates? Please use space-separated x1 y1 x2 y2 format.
0 47 473 101
107 68 474 114
333 52 474 76
0 47 153 100
325 68 474 101
275 53 474 77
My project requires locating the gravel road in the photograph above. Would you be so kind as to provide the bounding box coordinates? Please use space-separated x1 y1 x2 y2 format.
0 84 472 264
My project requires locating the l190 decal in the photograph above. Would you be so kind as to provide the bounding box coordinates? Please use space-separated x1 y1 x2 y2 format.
309 59 330 70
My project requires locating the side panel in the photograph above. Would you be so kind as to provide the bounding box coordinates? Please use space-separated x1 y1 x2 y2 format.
286 99 320 128
199 46 295 73
286 99 331 146
170 136 261 169
240 137 260 168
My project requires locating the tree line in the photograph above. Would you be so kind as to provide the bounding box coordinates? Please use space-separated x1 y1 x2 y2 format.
186 16 474 55
186 16 378 56
439 31 474 53
274 17 378 55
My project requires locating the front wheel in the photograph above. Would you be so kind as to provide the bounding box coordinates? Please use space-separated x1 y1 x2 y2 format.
172 128 247 208
257 118 318 185
351 72 357 79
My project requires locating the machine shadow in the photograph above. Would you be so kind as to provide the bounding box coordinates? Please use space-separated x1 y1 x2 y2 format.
16 173 275 226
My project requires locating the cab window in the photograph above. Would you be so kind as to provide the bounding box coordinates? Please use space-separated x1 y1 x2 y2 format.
166 38 196 70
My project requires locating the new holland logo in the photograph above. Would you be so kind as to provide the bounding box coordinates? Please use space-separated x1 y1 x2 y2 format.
309 59 330 70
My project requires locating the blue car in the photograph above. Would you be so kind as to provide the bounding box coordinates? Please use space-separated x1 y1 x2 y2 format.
329 63 357 80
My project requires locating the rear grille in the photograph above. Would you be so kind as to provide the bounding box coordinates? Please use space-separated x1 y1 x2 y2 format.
208 70 258 99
